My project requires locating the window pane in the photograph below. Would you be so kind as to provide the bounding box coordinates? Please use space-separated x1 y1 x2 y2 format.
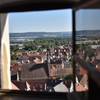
76 9 100 91
9 9 74 92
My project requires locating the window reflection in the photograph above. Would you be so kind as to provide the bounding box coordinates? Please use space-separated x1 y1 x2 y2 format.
76 9 100 91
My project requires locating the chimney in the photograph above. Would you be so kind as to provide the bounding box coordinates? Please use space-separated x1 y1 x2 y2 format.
10 66 22 81
17 70 21 81
17 70 19 81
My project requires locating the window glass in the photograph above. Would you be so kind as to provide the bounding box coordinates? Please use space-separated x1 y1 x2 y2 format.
76 9 100 91
9 9 74 92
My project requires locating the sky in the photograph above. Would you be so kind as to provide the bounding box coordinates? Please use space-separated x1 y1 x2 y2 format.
9 9 72 33
76 9 100 31
9 9 100 33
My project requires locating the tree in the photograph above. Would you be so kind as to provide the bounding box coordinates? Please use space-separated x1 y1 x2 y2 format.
11 37 69 52
56 74 73 80
37 48 42 52
10 46 17 52
65 74 73 80
84 50 95 59
76 44 90 49
11 54 18 60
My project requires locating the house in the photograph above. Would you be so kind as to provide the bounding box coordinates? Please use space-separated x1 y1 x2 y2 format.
10 60 18 67
11 61 72 81
28 53 46 63
90 56 99 67
17 54 30 64
96 50 100 60
76 68 88 89
11 82 19 90
64 61 71 68
50 58 64 69
54 82 69 92
12 80 46 91
76 83 87 92
47 48 55 56
12 81 31 91
69 82 87 92
33 57 42 63
21 63 50 80
45 79 69 92
50 68 72 78
12 79 71 92
11 66 22 81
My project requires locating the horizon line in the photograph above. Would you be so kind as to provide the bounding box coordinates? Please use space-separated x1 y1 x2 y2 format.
9 29 100 33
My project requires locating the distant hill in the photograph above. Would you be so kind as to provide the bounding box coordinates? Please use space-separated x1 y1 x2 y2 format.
10 30 100 38
10 32 72 38
76 30 100 36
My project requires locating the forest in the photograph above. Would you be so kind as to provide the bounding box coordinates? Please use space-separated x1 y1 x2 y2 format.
10 37 70 52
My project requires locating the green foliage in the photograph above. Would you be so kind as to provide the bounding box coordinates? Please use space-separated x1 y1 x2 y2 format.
10 46 18 52
69 58 73 65
10 37 69 52
88 36 99 40
56 74 73 80
84 50 95 59
10 45 25 52
37 48 43 52
76 44 90 49
11 54 18 60
15 49 25 52
22 37 68 51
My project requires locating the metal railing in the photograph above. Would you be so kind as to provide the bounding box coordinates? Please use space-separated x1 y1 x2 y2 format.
73 55 100 87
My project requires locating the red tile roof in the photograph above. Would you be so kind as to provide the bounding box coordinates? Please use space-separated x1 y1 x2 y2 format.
11 60 18 66
76 83 87 92
29 53 45 57
33 58 41 63
21 63 49 80
29 53 39 56
11 82 19 90
25 81 30 89
10 66 22 71
78 68 88 75
63 80 71 89
12 80 46 91
77 74 88 86
50 68 72 77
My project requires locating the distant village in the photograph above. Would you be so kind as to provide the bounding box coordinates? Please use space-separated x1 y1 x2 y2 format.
11 36 100 92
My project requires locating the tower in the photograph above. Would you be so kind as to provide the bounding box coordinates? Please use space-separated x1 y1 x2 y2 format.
47 53 50 78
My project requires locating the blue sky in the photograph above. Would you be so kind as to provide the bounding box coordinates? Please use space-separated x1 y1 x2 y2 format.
9 9 72 33
9 9 100 33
